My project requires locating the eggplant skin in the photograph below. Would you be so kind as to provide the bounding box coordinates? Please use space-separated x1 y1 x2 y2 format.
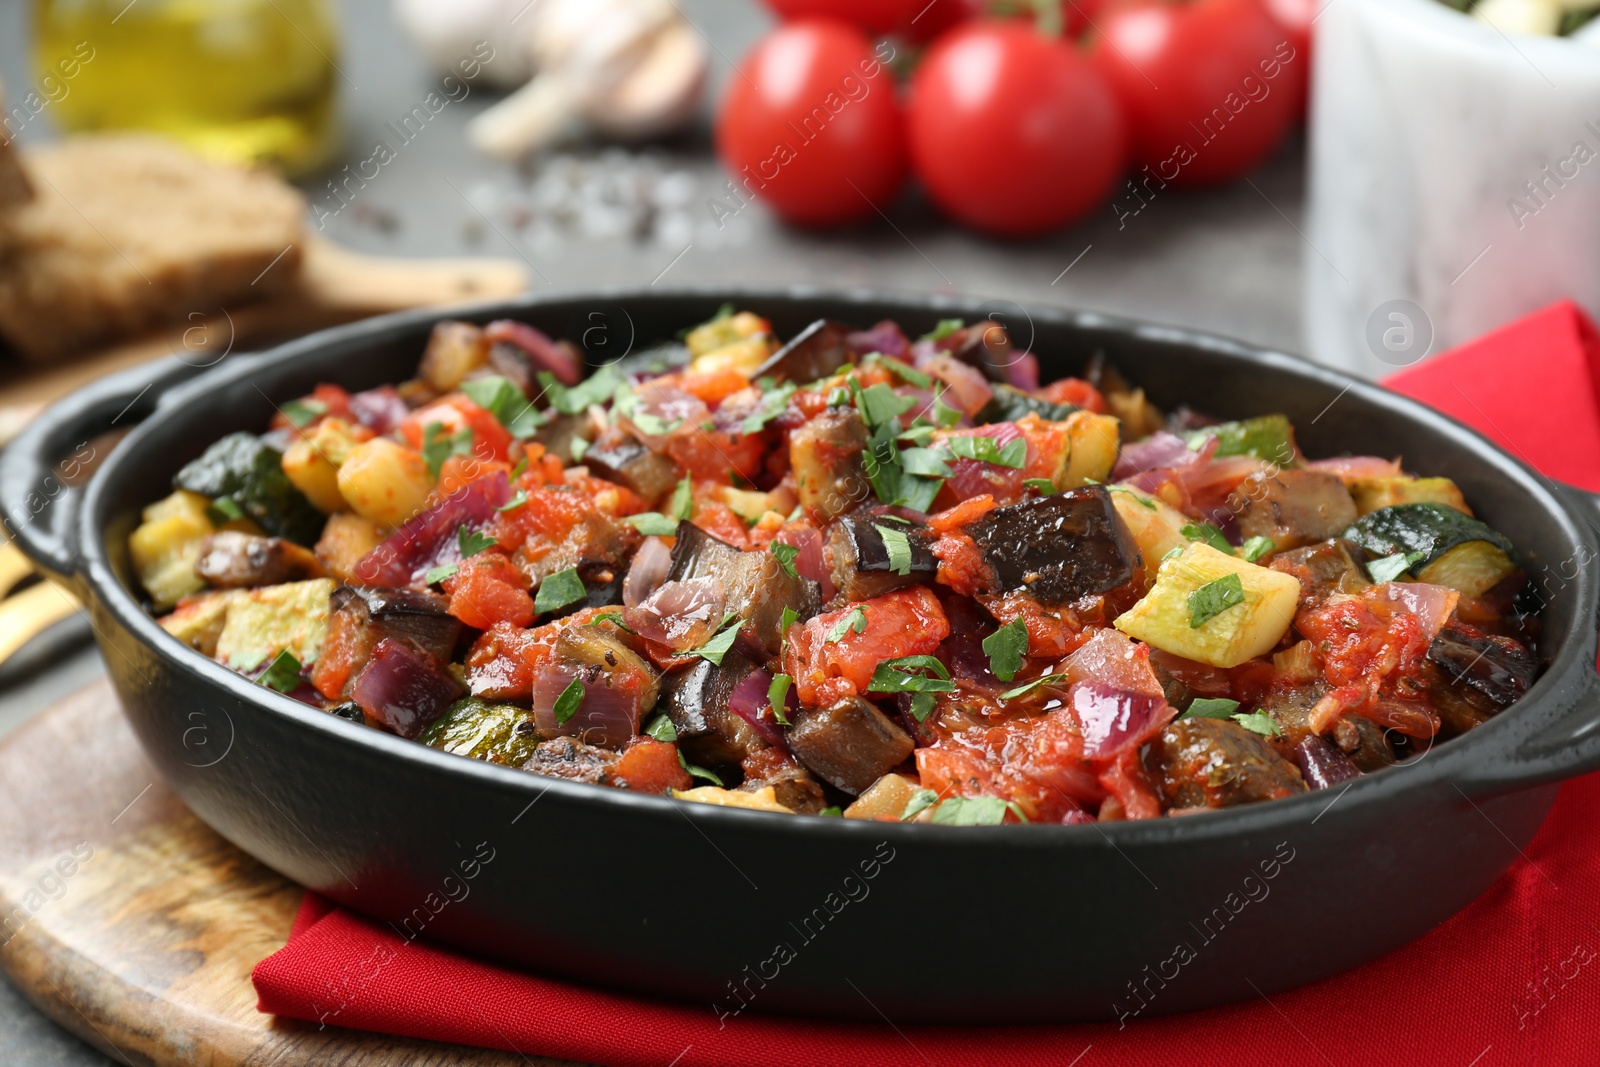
1427 624 1538 711
658 651 765 767
753 318 856 384
827 515 936 601
966 486 1141 605
787 696 914 795
1145 718 1307 809
582 430 684 505
666 521 821 655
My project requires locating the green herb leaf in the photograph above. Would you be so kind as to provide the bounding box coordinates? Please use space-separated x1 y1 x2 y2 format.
257 649 303 693
421 421 475 477
1240 536 1276 563
1180 522 1234 555
1367 550 1425 584
945 434 1026 469
854 381 916 428
999 673 1070 700
208 496 246 524
643 712 677 742
867 656 955 700
901 789 939 821
867 354 932 389
899 447 953 479
819 805 844 817
897 424 937 447
552 676 585 724
511 453 530 480
690 616 742 666
1022 478 1058 497
678 751 724 787
770 542 800 579
1160 546 1185 564
931 395 963 428
824 606 867 644
1232 711 1279 738
669 474 693 521
538 364 620 416
767 673 794 726
982 618 1029 682
423 562 459 585
1188 573 1246 628
780 605 799 655
908 691 937 723
458 525 497 558
740 382 797 435
626 512 680 537
534 567 587 614
930 796 1026 826
281 398 327 429
462 375 542 437
1184 697 1242 719
498 489 530 513
1108 485 1157 510
875 523 914 575
922 318 964 342
588 611 635 634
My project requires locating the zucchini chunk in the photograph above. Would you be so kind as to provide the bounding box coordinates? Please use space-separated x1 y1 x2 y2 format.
977 383 1078 425
1343 503 1517 598
1234 469 1357 551
1109 486 1192 581
420 697 541 765
966 485 1141 605
1349 476 1470 516
129 490 219 610
1114 543 1301 668
174 432 323 545
213 577 337 672
1182 414 1299 466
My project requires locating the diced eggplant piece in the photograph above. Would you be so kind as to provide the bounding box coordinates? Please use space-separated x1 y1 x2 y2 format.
976 383 1077 425
1269 538 1371 600
740 748 827 814
753 318 856 384
195 530 326 589
1292 735 1362 790
946 321 1013 382
827 515 937 601
966 486 1141 605
582 429 684 505
790 408 872 520
350 637 464 739
484 339 538 398
420 696 542 766
1234 470 1358 552
330 586 463 666
523 736 620 784
1329 713 1397 772
1426 623 1538 723
658 650 767 766
667 521 820 655
615 341 692 379
533 412 594 465
528 627 660 748
787 696 914 795
1257 684 1394 771
1144 717 1307 809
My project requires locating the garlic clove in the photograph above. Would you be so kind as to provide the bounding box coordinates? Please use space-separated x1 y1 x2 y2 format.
392 0 540 88
1471 0 1564 35
468 73 580 160
585 20 708 142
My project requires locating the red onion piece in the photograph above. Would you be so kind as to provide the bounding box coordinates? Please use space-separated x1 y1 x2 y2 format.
1381 582 1461 640
1069 681 1175 760
775 525 833 601
1293 735 1362 790
625 576 725 651
530 661 642 748
484 320 581 386
920 354 992 417
351 638 464 739
347 385 409 436
1060 808 1096 825
1005 352 1040 391
1063 628 1166 699
1113 431 1197 481
623 536 673 608
623 382 707 451
944 423 1026 501
354 472 510 588
1305 455 1403 481
727 667 788 750
847 320 910 358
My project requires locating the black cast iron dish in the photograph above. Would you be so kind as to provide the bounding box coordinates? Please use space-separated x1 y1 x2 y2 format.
6 289 1599 1025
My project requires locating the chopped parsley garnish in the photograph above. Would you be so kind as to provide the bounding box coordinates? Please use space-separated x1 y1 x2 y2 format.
458 525 497 557
552 677 585 725
626 512 680 536
824 606 868 644
690 614 742 666
1184 697 1242 719
668 474 694 521
534 567 587 614
981 618 1029 682
1367 550 1425 584
281 398 327 429
423 562 459 585
944 435 1026 469
538 363 620 415
1188 574 1246 628
740 381 797 434
767 673 794 726
257 649 303 693
922 318 964 341
1240 536 1276 563
613 384 682 437
901 789 940 821
462 375 541 437
931 395 963 428
498 489 529 512
867 353 932 389
875 523 914 575
819 806 844 817
853 380 916 427
770 541 800 579
1022 478 1057 496
679 751 724 786
208 496 246 524
929 796 1028 826
1232 711 1279 738
570 437 590 461
588 611 634 634
643 712 677 742
779 605 799 655
867 655 953 723
999 673 1070 700
1181 522 1235 555
1108 485 1157 510
899 447 953 479
421 422 474 477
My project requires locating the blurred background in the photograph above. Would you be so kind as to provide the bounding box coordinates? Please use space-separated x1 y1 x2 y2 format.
0 0 1595 1060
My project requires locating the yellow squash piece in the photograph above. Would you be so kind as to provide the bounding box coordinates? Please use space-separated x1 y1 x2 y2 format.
282 417 373 514
671 785 794 813
1061 411 1121 488
1349 476 1470 517
157 589 241 657
213 577 336 672
336 438 434 531
1114 543 1300 668
127 490 215 610
1109 486 1193 581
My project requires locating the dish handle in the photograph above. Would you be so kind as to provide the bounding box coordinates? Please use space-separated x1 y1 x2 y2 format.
0 357 201 592
1457 484 1600 798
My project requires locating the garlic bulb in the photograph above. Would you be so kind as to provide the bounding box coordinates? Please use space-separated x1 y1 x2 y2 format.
392 0 538 89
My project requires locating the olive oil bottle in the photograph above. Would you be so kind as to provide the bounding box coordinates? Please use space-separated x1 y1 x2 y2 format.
32 0 341 175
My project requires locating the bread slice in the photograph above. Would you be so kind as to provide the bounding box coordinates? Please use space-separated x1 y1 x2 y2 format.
0 134 305 361
0 92 34 256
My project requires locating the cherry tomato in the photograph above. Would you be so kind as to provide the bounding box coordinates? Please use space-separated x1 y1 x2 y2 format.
906 21 1128 236
897 0 985 42
716 20 907 227
1262 0 1316 113
762 0 924 34
1092 0 1303 187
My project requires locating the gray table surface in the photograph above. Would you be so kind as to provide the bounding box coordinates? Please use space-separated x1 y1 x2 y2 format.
0 1 1308 1062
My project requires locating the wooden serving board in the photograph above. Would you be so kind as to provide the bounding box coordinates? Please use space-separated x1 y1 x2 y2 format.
0 680 582 1066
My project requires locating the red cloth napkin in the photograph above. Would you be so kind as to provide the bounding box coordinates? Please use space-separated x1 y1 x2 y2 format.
254 301 1600 1066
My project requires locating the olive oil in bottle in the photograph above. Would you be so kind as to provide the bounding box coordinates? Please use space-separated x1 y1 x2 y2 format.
32 0 341 175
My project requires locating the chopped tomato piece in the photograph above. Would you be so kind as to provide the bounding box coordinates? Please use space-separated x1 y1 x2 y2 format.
784 586 951 706
270 382 352 432
1038 377 1104 413
611 738 693 793
445 551 534 630
399 394 514 464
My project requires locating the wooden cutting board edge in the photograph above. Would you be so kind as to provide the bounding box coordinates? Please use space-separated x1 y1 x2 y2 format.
0 680 574 1067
